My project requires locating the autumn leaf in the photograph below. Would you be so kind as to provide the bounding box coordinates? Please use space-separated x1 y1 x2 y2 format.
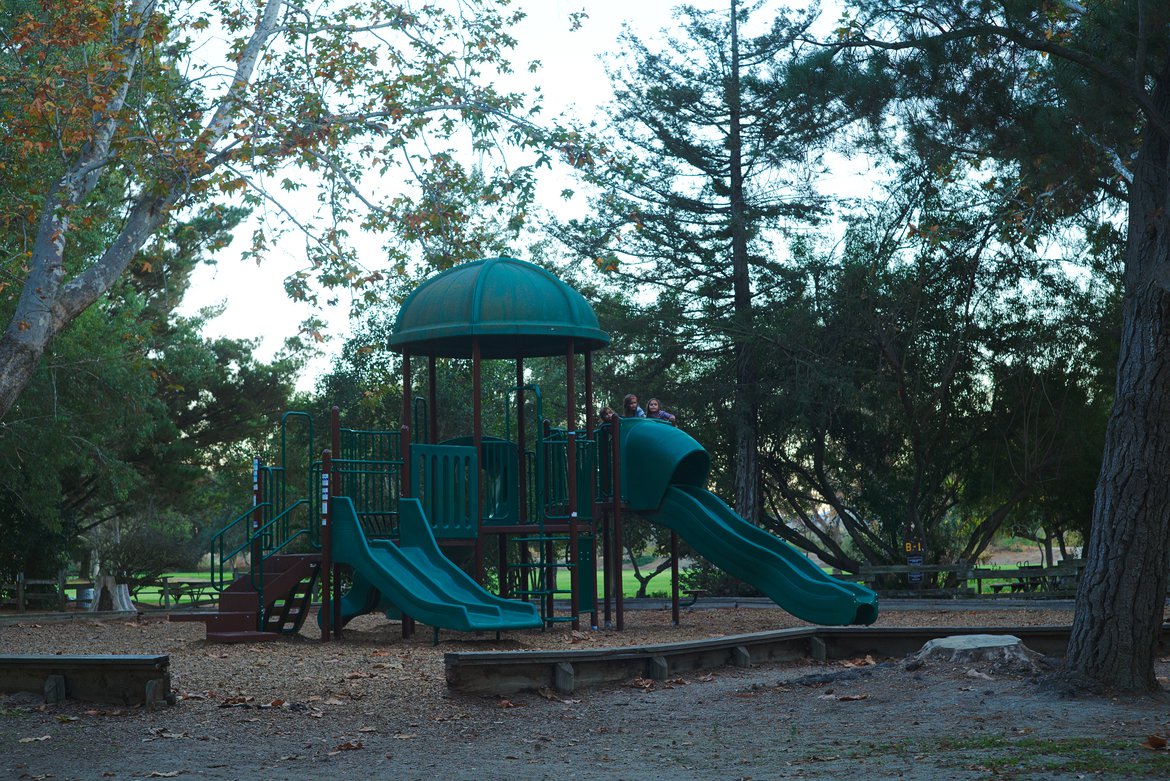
496 698 525 708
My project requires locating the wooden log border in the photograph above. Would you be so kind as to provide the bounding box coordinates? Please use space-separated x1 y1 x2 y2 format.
0 654 173 706
445 624 1170 695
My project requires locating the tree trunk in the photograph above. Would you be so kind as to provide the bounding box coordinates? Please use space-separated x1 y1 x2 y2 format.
1063 61 1170 692
727 0 760 524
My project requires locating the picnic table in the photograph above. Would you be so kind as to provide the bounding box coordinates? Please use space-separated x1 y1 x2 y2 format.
973 560 1084 595
156 578 216 607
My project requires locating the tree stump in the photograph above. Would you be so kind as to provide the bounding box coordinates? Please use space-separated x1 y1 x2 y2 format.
89 576 134 613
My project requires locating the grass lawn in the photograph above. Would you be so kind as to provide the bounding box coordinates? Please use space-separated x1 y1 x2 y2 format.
142 565 682 607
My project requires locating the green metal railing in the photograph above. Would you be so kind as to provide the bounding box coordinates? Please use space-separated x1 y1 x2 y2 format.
336 427 403 539
210 502 267 592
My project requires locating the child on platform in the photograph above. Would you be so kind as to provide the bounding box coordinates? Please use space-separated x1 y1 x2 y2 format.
646 397 677 425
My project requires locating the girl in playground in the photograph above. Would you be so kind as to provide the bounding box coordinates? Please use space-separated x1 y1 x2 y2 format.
622 393 645 418
646 398 677 425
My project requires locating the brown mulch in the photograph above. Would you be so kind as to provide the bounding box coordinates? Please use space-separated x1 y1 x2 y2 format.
5 604 1169 781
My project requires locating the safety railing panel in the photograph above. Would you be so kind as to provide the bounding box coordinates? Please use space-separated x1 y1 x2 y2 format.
481 439 520 526
539 430 596 523
337 427 403 539
410 444 478 539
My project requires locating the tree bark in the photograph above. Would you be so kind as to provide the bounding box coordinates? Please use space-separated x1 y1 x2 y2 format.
1063 58 1170 692
728 0 760 524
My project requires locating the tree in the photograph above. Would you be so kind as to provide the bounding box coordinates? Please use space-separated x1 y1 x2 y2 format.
0 0 569 422
747 167 1116 576
0 202 300 576
554 1 854 523
822 0 1169 691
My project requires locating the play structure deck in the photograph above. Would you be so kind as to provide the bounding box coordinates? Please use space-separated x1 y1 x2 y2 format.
176 257 878 642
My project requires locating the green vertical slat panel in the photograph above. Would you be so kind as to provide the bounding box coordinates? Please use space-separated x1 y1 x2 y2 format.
411 444 478 539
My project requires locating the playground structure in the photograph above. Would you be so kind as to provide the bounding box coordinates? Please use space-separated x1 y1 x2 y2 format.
177 257 878 642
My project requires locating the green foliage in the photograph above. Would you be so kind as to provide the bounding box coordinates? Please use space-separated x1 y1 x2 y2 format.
97 517 205 590
0 489 74 582
680 557 762 599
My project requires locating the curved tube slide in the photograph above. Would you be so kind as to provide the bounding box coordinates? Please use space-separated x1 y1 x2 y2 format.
621 418 878 626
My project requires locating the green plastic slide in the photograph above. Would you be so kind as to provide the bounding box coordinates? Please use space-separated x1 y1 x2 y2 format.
645 485 878 625
620 417 878 625
328 496 543 632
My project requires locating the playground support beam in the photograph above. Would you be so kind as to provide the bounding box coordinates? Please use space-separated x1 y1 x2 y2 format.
611 415 624 631
584 350 598 627
320 448 332 642
428 356 438 444
472 338 484 584
404 348 414 448
671 531 680 626
515 358 529 599
251 457 263 572
330 408 342 639
566 343 579 630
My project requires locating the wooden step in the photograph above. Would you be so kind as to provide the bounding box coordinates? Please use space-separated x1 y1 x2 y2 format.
205 630 281 644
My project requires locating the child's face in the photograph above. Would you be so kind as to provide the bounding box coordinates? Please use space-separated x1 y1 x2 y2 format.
647 400 659 413
626 396 638 411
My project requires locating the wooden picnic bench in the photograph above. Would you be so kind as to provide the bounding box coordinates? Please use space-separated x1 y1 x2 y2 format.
840 560 1085 598
972 560 1084 596
148 577 216 608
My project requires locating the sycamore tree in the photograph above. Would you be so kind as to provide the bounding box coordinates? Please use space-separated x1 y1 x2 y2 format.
0 0 575 421
817 0 1168 692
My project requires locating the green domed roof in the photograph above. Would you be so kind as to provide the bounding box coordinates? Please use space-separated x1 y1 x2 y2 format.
389 257 610 358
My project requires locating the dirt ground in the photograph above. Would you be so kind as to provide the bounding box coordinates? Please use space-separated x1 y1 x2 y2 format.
2 602 1169 780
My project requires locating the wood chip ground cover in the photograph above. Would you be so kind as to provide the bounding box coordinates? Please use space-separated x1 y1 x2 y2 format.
1 604 1168 780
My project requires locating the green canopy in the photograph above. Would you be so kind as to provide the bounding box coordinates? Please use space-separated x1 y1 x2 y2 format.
389 257 610 358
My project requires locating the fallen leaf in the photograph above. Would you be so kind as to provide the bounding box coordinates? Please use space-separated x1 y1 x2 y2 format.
497 698 525 708
393 733 417 740
146 772 182 778
332 740 363 752
18 735 51 743
150 728 189 739
1140 734 1168 750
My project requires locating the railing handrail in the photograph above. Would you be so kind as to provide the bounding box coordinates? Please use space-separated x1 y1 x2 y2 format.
210 501 273 591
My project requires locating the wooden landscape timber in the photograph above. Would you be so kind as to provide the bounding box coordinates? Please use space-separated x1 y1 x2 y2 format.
444 623 1170 696
0 654 173 706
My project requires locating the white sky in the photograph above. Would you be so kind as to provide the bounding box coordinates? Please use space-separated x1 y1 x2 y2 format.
177 1 839 391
